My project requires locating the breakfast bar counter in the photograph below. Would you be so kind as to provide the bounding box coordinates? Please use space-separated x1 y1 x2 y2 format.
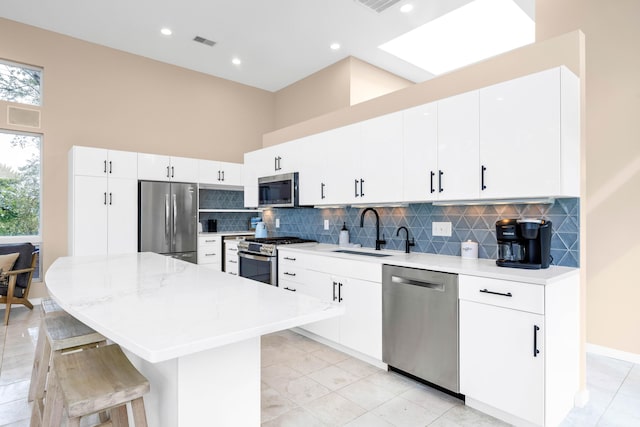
45 252 344 426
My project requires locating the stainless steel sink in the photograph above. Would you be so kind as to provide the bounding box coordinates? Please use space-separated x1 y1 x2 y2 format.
332 249 392 257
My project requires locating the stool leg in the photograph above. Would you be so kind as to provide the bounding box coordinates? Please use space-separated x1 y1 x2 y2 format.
28 320 50 402
41 370 63 427
110 405 129 427
131 397 148 427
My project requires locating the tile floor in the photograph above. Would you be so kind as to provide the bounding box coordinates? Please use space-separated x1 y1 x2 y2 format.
0 305 639 426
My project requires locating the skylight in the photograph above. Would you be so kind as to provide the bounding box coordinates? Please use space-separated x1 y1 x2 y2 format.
379 0 535 76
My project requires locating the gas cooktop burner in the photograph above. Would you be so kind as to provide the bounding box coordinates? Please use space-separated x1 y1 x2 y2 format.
245 236 315 245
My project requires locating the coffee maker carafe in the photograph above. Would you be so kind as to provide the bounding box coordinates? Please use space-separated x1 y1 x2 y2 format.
496 218 552 269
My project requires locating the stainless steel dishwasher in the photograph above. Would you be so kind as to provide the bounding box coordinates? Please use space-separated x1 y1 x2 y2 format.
382 265 459 394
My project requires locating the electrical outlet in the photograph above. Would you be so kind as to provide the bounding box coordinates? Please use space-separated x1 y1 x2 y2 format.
323 219 330 230
432 221 452 237
275 218 280 228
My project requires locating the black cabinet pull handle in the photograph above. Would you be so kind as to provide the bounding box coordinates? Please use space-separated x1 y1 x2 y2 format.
274 157 278 171
218 171 221 181
103 160 107 174
103 192 107 205
221 170 225 181
481 165 487 191
283 272 296 277
229 260 237 264
479 288 513 297
338 282 343 302
283 256 296 261
333 281 337 301
284 287 296 292
360 179 365 197
354 179 359 197
321 183 325 199
166 166 170 178
171 166 175 178
438 170 444 193
430 171 435 194
533 325 540 357
109 161 113 174
109 193 113 205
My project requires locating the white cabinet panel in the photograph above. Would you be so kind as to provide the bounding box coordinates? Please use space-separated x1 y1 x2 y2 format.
107 150 138 179
359 112 404 203
403 102 438 202
198 235 222 268
321 124 361 205
199 160 243 187
437 91 480 201
138 153 198 182
480 68 561 199
106 178 138 255
460 300 544 426
71 147 137 179
71 176 108 256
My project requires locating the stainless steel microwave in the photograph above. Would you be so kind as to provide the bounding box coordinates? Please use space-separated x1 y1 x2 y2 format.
258 172 299 208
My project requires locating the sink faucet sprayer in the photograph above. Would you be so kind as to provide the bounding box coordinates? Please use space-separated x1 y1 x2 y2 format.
359 208 386 250
396 226 415 254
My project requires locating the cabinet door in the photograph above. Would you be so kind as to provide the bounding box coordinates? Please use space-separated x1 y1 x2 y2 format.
106 178 138 254
338 277 382 360
403 102 438 202
138 153 171 181
243 151 260 207
218 162 243 186
107 150 138 179
322 124 361 205
301 272 340 342
480 68 561 199
359 112 404 203
72 146 108 177
170 156 198 183
437 91 480 200
71 176 108 255
296 135 326 206
198 159 220 185
460 300 544 426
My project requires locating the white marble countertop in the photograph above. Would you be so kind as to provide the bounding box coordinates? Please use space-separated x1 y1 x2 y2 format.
278 243 579 285
198 231 254 237
45 252 344 363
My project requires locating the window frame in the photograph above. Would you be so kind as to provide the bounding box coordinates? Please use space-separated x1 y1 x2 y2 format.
0 59 44 107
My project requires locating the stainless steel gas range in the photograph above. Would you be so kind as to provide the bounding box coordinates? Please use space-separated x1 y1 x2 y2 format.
237 236 315 286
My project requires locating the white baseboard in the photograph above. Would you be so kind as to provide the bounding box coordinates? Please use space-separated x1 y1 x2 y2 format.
587 343 640 365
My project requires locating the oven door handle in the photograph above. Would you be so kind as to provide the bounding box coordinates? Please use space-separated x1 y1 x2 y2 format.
238 252 272 262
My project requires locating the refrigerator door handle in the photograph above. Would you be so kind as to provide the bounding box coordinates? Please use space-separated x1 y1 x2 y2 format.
172 193 177 245
165 194 170 242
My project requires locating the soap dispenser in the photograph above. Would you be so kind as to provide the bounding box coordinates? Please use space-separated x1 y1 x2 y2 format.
339 222 350 247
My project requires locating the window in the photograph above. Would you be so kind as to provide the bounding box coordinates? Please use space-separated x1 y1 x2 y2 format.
0 60 42 106
0 131 42 278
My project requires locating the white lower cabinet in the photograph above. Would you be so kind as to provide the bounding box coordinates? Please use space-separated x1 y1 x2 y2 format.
459 274 579 427
277 250 382 361
198 235 222 270
224 239 240 275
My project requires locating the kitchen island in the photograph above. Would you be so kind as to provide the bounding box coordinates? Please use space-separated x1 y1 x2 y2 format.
45 252 344 426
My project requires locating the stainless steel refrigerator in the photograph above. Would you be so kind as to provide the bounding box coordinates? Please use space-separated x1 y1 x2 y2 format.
138 181 197 263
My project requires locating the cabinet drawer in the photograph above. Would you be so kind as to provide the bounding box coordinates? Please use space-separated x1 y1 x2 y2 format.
200 262 221 271
225 261 238 275
198 250 221 264
278 251 312 267
459 275 544 314
199 236 220 245
277 265 308 284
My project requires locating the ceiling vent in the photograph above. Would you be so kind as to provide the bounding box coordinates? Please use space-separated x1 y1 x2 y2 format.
354 0 402 13
193 36 216 47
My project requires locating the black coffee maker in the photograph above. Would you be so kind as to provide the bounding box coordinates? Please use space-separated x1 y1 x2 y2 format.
496 218 552 269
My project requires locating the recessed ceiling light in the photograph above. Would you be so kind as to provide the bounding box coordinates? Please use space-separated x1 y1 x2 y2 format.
379 0 535 75
232 58 241 65
330 43 341 50
400 4 414 13
160 28 172 36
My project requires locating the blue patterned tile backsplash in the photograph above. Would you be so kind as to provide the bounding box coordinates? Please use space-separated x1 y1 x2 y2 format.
261 198 580 268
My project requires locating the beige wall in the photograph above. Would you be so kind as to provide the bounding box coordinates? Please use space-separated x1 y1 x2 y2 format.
349 57 414 105
0 18 275 297
538 0 640 355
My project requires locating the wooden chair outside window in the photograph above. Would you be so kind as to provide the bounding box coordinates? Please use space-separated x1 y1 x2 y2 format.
0 243 38 325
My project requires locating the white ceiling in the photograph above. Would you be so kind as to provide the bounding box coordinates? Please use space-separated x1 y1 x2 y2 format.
0 0 535 92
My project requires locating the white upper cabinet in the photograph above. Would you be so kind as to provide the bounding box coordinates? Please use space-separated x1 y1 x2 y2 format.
437 91 481 201
402 102 438 202
358 111 404 203
137 153 198 182
479 66 579 199
71 146 137 179
198 160 243 187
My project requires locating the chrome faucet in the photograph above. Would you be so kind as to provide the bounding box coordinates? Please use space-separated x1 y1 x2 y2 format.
396 226 415 254
359 208 386 250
